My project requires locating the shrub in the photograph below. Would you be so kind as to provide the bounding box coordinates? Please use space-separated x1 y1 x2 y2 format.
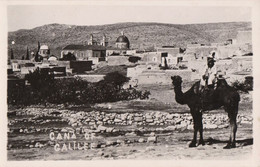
103 71 130 90
8 69 150 106
231 77 253 93
24 68 55 104
128 56 141 63
48 77 87 104
140 90 151 99
8 80 26 105
179 64 188 69
60 52 76 61
25 68 55 89
244 76 253 91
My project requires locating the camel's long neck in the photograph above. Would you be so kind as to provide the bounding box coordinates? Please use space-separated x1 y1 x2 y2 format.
174 84 186 105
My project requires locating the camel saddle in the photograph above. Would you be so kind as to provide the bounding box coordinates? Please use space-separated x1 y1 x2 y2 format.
200 78 231 111
193 81 216 110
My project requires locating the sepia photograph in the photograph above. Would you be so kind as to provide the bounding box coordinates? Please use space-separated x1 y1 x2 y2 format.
1 0 260 166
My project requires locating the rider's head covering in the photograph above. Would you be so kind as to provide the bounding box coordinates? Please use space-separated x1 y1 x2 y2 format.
207 51 216 62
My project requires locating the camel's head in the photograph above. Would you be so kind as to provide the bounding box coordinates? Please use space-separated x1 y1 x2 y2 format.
171 75 182 87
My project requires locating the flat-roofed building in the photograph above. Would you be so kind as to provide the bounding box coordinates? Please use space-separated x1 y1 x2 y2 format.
61 44 106 62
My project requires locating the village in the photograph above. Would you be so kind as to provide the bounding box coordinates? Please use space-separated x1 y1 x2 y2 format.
7 28 253 160
3 0 258 162
8 30 252 88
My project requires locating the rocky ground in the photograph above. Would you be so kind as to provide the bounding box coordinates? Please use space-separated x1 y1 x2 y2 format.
7 85 253 160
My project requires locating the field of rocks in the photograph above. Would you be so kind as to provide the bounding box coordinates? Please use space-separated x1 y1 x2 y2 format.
7 84 253 160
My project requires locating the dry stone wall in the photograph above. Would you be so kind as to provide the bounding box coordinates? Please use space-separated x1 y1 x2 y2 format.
10 108 253 132
8 107 252 150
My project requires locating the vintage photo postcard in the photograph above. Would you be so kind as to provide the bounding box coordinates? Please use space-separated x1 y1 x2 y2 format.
1 0 260 167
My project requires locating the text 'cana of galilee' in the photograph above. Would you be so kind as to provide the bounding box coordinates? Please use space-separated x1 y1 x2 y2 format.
49 132 96 152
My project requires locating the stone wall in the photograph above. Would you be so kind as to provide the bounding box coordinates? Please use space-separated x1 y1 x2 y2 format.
8 106 252 151
56 61 70 68
20 67 36 74
127 65 147 78
72 111 248 130
10 60 33 64
141 52 162 65
13 108 252 132
165 69 192 81
138 71 169 85
157 47 179 56
186 59 234 81
133 69 193 85
216 45 240 59
215 59 233 75
75 74 105 82
185 46 216 59
89 57 99 65
232 56 252 72
182 53 197 62
107 56 129 66
126 50 137 55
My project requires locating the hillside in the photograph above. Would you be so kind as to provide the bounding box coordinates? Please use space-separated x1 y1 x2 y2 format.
8 22 251 59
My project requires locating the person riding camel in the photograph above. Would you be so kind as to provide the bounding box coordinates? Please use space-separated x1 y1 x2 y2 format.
200 51 218 90
200 51 219 108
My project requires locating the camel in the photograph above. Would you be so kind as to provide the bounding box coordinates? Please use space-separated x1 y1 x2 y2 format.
171 75 240 149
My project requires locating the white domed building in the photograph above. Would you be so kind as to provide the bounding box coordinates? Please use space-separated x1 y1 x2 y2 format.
38 44 50 59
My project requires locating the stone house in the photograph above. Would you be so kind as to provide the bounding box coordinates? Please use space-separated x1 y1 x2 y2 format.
61 44 106 63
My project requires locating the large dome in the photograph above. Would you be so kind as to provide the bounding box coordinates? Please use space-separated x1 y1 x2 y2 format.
116 35 130 43
115 33 130 49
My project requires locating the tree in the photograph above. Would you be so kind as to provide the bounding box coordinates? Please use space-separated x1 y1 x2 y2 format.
10 48 14 59
37 41 40 51
128 56 141 63
25 67 54 89
103 71 130 90
35 52 39 62
26 47 30 60
25 68 55 105
34 41 41 62
60 52 76 61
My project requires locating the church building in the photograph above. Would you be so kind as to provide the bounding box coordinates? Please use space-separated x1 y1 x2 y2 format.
61 31 131 62
106 31 131 56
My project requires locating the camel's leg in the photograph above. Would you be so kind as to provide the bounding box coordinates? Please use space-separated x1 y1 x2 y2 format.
198 111 205 146
189 109 199 147
224 106 238 149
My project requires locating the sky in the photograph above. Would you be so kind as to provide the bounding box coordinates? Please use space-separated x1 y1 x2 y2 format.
7 5 251 32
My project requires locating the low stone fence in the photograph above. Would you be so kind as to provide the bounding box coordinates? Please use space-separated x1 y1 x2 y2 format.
75 74 105 82
136 69 192 85
165 69 192 81
138 72 168 85
12 108 252 132
64 111 252 130
8 107 252 150
107 56 130 66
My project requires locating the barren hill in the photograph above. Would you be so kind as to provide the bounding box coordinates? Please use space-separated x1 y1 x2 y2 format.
8 22 251 59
